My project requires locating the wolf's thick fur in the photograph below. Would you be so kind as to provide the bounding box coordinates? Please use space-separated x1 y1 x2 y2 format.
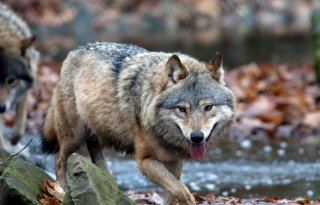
42 42 235 205
0 3 39 147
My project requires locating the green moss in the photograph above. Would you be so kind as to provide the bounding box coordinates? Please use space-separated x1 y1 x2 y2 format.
0 159 53 205
63 154 135 205
0 149 10 174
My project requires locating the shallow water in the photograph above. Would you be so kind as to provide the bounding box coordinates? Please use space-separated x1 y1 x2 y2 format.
108 140 320 200
4 129 319 200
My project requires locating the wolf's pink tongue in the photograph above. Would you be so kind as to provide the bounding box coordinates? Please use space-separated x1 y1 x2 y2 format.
189 142 206 160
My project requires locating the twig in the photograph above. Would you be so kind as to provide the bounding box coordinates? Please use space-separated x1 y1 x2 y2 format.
0 138 33 165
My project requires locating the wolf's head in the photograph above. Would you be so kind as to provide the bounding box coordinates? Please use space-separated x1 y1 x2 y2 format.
0 36 35 113
150 53 236 160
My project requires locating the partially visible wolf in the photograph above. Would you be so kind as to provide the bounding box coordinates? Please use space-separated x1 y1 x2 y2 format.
42 42 236 205
0 3 39 147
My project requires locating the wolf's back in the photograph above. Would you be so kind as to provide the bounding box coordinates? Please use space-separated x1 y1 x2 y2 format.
0 3 31 39
76 42 147 71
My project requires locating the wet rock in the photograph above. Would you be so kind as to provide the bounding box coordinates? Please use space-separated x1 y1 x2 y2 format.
0 158 53 205
63 153 135 205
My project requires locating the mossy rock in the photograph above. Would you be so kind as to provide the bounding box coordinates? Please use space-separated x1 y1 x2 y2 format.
0 148 10 159
0 159 53 205
63 153 135 205
0 148 10 174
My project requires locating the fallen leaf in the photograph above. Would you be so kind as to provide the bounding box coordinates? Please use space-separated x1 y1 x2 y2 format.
4 115 15 127
291 198 312 205
39 180 65 203
303 111 320 128
38 194 60 205
264 197 279 203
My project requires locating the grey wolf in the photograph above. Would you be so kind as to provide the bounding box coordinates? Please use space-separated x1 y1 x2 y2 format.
0 3 39 148
42 42 236 205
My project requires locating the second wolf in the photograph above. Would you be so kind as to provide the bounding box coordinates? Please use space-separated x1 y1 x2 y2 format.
42 42 236 205
0 3 39 147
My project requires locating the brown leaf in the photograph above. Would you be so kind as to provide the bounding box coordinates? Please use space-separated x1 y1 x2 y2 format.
193 193 207 202
202 193 216 203
291 198 312 205
264 197 279 202
258 111 284 124
38 194 60 205
240 96 274 118
4 115 15 127
40 180 65 203
303 111 320 128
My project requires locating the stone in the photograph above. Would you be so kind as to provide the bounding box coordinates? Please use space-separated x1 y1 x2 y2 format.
63 153 135 205
0 148 10 174
0 159 53 205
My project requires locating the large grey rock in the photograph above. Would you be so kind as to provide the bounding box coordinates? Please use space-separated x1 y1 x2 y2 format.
0 159 53 205
63 153 135 205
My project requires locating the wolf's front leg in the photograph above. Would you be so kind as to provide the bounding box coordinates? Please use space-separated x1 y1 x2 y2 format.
137 157 195 205
162 160 186 205
9 93 28 145
138 158 195 205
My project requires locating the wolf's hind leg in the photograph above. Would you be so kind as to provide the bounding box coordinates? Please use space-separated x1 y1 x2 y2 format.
88 147 109 173
9 93 28 145
56 136 82 188
85 134 109 173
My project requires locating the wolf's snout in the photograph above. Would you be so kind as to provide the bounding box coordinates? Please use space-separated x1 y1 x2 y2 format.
0 104 6 113
190 131 204 143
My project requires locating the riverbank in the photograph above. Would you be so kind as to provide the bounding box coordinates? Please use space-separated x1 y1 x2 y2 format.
1 148 319 205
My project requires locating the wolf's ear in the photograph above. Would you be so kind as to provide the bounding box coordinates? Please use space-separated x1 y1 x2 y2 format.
206 52 225 84
20 36 36 56
165 55 188 85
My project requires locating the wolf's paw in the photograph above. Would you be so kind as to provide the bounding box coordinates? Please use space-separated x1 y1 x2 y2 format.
163 199 176 205
180 195 196 205
175 184 196 205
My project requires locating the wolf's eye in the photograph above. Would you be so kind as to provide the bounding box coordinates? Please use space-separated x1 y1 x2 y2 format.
6 76 17 86
177 106 187 113
205 105 213 111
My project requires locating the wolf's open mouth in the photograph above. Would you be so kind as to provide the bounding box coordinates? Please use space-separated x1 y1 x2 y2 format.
189 123 219 160
189 141 207 160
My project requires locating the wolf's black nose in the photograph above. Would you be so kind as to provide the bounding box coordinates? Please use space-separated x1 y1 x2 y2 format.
190 131 204 143
0 104 6 113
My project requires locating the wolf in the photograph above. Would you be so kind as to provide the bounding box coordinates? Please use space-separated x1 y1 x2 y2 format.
0 3 39 148
42 42 236 205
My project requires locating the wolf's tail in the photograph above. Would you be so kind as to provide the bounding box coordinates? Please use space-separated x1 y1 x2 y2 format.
41 105 59 154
